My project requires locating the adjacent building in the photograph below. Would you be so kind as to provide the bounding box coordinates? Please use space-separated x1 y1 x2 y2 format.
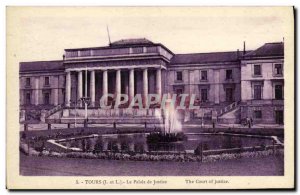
240 42 284 124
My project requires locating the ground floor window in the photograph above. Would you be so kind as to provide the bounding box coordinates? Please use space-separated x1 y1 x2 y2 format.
253 85 262 100
275 110 284 124
275 85 283 100
253 110 262 119
176 88 183 95
174 86 184 96
25 92 31 105
201 88 208 102
225 88 234 102
44 92 50 105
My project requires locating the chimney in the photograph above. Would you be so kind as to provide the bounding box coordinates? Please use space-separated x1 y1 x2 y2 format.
63 54 65 60
243 41 246 55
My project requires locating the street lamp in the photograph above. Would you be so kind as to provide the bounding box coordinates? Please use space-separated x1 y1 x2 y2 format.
74 99 82 128
80 97 90 128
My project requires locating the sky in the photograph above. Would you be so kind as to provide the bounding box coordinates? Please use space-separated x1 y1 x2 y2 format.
7 7 292 62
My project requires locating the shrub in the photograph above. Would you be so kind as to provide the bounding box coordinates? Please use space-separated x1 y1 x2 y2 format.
19 137 284 164
49 151 64 158
20 142 29 154
41 150 50 156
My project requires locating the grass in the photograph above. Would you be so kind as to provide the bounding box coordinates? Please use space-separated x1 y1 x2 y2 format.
20 152 284 176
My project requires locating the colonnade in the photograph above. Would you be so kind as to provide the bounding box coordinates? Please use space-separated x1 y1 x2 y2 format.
65 68 162 107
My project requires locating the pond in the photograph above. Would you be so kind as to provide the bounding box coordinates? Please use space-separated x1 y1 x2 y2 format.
58 133 277 153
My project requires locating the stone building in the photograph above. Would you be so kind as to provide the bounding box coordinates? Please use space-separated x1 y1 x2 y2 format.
19 38 284 125
240 42 284 124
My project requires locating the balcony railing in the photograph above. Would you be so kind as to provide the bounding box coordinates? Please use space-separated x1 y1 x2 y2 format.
217 101 240 116
45 104 63 118
65 46 160 59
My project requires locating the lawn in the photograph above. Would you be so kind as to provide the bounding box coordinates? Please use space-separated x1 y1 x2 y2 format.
20 152 284 176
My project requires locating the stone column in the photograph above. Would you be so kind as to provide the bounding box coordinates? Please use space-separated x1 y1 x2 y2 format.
156 68 162 98
214 69 220 104
263 80 272 100
20 90 24 106
143 68 148 106
77 71 83 105
102 70 108 104
53 88 59 106
65 71 71 106
115 69 121 102
90 70 95 106
34 77 39 105
53 76 59 106
124 79 129 97
129 69 135 103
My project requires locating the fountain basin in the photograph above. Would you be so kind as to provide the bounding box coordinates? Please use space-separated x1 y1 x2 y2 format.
45 132 283 154
146 132 187 144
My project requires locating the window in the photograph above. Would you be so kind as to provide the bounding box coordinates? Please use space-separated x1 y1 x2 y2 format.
226 88 234 102
275 110 284 124
275 85 283 100
175 88 183 96
274 64 283 75
226 69 233 80
253 110 262 119
254 64 262 76
25 92 31 105
44 77 50 86
253 85 262 100
44 93 50 105
201 70 207 80
25 78 31 86
201 88 208 102
176 71 183 81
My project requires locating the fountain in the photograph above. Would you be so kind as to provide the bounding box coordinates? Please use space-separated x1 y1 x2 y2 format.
147 98 187 144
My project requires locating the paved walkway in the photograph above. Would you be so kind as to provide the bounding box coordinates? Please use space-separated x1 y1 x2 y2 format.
20 123 284 131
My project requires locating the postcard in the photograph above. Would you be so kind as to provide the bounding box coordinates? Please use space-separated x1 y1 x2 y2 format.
6 6 294 190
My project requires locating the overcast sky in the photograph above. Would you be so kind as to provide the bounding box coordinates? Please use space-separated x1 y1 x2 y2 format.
7 7 292 62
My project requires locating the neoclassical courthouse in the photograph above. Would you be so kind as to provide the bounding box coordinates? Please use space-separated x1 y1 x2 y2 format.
19 38 284 125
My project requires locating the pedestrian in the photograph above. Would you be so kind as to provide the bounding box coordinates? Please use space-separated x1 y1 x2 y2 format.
245 117 249 128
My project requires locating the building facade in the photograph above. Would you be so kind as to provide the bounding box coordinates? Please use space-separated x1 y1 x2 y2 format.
240 43 284 124
19 38 284 125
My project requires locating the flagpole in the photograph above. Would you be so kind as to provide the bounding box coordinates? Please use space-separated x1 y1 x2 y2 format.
85 65 88 121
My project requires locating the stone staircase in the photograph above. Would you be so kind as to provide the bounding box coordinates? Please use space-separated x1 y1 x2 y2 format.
217 101 241 124
44 101 241 124
44 104 64 118
43 104 64 123
189 101 240 124
217 101 240 117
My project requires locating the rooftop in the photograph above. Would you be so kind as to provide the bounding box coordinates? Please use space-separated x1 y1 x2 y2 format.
170 51 247 65
110 38 154 46
20 60 64 72
65 38 157 51
244 42 284 58
19 41 283 71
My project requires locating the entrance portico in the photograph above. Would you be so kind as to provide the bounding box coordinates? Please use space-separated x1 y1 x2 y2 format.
65 66 164 108
60 38 173 123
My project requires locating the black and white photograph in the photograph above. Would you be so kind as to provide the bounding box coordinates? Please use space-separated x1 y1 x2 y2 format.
6 6 294 189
